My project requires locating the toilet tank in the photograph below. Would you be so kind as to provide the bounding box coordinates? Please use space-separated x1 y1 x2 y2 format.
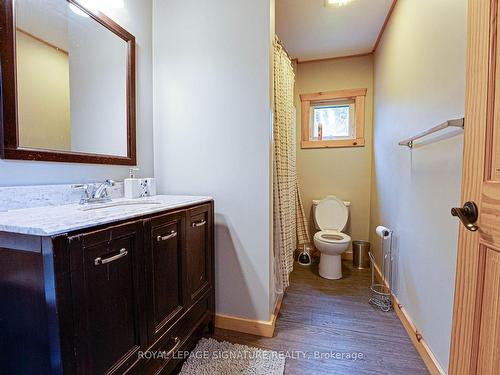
312 196 351 230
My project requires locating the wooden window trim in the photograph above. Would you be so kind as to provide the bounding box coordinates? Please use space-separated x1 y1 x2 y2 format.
300 88 367 149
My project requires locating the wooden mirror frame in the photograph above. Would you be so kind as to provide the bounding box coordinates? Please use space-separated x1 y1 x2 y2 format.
0 0 136 165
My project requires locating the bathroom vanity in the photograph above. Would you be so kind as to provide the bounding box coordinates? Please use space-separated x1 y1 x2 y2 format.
0 196 214 375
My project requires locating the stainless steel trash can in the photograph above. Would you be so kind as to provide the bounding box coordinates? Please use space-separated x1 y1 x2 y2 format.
353 241 371 269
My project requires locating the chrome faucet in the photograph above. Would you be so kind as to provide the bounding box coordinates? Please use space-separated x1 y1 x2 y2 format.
94 179 115 199
73 179 115 205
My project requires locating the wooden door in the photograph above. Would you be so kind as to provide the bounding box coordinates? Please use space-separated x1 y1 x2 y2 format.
450 0 500 373
69 221 147 375
185 204 212 305
145 211 185 343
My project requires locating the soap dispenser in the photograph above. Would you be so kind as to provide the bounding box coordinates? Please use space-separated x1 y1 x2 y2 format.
124 168 141 199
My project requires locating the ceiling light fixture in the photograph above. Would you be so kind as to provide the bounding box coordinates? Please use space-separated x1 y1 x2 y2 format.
325 0 353 7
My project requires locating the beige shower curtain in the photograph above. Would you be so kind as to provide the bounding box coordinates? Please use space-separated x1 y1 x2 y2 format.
273 37 311 292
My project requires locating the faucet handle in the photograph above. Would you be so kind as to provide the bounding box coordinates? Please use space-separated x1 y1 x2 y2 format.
103 180 115 197
72 184 90 194
72 184 92 204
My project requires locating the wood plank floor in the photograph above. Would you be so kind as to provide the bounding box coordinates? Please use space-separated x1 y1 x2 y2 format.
210 261 429 375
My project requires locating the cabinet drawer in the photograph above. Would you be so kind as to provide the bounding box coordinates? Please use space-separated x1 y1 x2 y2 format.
149 295 211 375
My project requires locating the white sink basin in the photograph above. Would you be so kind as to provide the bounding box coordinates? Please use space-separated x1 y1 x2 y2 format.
78 199 162 211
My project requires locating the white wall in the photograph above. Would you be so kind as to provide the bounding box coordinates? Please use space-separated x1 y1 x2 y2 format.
0 0 154 186
370 0 467 370
68 13 128 156
153 0 273 321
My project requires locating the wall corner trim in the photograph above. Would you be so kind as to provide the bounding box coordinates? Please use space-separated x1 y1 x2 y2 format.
215 294 284 338
372 0 398 53
372 261 446 375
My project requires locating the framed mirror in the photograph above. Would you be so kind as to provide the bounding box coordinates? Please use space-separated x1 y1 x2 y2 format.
0 0 136 165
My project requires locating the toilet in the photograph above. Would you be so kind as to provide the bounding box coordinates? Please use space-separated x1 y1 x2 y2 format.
313 196 351 279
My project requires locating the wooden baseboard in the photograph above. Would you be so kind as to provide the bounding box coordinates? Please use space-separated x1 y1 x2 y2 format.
215 294 284 338
371 261 446 375
392 296 446 375
214 314 275 337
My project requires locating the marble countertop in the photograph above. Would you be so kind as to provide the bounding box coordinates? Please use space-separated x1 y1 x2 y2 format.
0 195 212 236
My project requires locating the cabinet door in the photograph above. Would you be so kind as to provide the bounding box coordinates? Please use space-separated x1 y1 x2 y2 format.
145 211 185 343
69 222 146 375
185 204 213 304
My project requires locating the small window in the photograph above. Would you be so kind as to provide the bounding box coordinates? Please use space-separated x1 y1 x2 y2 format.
311 100 355 141
300 89 366 148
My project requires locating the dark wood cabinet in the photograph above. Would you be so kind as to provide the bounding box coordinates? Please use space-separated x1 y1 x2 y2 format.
0 200 214 375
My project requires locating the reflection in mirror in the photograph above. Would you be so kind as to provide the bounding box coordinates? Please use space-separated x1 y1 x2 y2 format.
15 0 129 156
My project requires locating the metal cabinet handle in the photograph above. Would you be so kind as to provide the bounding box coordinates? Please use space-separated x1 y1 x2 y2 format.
451 201 479 232
157 230 177 242
165 337 181 357
191 219 206 228
94 248 128 266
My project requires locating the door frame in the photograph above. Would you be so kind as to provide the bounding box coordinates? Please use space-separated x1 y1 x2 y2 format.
449 0 494 373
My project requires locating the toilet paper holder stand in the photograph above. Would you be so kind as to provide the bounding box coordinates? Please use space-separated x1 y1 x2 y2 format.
369 228 393 312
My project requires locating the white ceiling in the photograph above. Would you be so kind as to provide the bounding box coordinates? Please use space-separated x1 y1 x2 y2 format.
276 0 394 61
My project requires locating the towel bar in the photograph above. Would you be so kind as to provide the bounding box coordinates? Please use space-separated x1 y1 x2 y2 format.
398 118 464 148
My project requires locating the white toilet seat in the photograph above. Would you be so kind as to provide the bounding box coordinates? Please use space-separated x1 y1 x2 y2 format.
314 230 351 244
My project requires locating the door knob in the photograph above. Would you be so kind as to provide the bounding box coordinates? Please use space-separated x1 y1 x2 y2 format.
451 201 479 232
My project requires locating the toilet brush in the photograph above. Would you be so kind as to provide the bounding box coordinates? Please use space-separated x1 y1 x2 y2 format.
297 244 312 266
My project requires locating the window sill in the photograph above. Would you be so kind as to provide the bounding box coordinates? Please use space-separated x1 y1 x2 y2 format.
301 138 365 149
